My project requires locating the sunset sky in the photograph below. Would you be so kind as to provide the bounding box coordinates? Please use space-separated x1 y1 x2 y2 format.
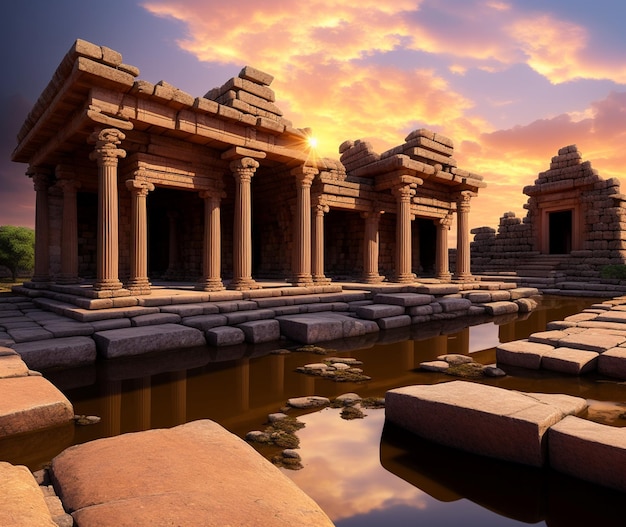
2 0 625 234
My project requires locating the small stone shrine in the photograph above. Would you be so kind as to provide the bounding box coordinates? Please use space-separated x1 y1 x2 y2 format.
11 39 485 298
471 145 626 280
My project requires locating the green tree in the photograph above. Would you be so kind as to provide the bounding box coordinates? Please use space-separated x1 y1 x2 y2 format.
0 226 35 282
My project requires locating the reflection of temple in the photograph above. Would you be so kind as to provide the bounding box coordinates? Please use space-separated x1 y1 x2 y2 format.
12 40 485 299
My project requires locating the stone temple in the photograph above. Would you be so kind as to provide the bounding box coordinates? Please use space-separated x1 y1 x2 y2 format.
11 39 485 298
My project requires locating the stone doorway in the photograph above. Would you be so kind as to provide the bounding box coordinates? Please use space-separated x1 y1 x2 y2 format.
412 218 437 275
548 210 573 254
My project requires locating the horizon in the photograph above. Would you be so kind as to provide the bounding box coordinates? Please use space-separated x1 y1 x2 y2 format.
2 0 625 236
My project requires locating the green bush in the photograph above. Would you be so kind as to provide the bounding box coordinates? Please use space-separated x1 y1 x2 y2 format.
600 265 626 280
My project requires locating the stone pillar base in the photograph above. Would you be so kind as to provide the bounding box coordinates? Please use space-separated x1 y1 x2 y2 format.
127 278 152 295
195 279 225 292
228 278 261 290
454 273 475 281
361 273 384 284
56 274 82 285
291 274 314 287
93 279 124 291
436 272 452 282
394 273 417 283
313 276 332 284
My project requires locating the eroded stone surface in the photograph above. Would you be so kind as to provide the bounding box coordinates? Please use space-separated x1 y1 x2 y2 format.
51 420 334 526
386 380 586 467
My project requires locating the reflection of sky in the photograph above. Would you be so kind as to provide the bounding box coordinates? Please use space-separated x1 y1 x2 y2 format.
468 323 501 353
282 407 539 526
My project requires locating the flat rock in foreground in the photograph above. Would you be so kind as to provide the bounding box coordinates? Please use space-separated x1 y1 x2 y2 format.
0 462 57 526
93 324 205 358
51 419 335 527
385 380 586 467
0 376 74 437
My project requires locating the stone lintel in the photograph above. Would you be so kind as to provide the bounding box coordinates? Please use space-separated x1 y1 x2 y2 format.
221 146 267 160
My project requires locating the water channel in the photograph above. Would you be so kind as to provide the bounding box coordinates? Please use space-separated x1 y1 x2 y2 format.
5 295 626 526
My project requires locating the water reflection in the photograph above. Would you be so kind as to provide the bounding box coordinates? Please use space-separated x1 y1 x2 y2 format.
29 295 626 526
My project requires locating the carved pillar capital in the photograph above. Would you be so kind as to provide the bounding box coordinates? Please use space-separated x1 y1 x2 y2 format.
230 157 259 182
392 183 416 202
89 128 127 166
456 190 474 212
29 168 52 192
291 165 318 188
126 179 155 197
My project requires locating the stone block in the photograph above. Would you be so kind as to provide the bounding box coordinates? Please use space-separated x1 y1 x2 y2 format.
93 324 205 358
509 287 539 299
226 309 275 324
372 293 433 307
386 380 586 467
50 420 334 527
0 376 74 436
160 303 218 316
558 331 626 353
466 292 492 303
549 416 626 493
377 315 412 330
0 354 29 378
437 298 472 313
90 318 132 332
408 304 433 316
41 321 95 338
482 301 519 316
238 320 280 344
12 336 97 370
529 330 569 346
489 290 512 301
496 340 554 369
7 326 53 343
339 317 379 337
0 462 58 527
276 314 344 344
415 284 459 295
205 326 246 347
181 314 228 330
131 313 182 326
355 304 406 320
541 347 599 375
598 347 626 379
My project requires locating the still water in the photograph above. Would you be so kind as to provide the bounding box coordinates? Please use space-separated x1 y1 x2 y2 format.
11 295 626 526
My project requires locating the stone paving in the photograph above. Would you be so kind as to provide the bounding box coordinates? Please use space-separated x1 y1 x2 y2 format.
496 295 626 379
4 281 541 369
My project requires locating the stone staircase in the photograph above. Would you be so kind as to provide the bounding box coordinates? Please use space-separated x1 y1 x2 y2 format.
474 254 571 290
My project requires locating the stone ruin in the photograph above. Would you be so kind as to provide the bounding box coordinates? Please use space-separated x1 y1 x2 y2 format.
471 145 626 287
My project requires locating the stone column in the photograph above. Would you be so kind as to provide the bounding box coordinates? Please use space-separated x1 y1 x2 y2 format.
312 201 331 283
455 191 474 280
361 210 384 283
29 169 51 283
56 174 81 285
196 190 225 291
125 178 154 294
392 184 416 283
436 214 453 281
229 157 259 290
291 166 317 286
164 211 180 280
89 128 126 291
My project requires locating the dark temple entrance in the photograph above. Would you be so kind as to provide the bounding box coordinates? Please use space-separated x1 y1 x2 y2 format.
548 210 572 254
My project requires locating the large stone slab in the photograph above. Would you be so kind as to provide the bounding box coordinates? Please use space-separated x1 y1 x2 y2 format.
51 420 334 527
372 293 433 307
93 324 205 358
557 330 626 353
496 340 555 369
277 314 345 344
482 301 519 316
355 304 406 320
598 347 626 380
541 347 599 375
0 462 57 526
386 380 586 467
205 326 245 347
549 416 626 492
0 351 29 378
437 298 472 313
237 319 280 344
0 376 74 436
12 336 97 370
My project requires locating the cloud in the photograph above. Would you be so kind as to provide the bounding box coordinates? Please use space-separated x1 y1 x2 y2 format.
0 94 35 228
457 90 626 230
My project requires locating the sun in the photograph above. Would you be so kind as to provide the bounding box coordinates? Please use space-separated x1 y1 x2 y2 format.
307 136 319 149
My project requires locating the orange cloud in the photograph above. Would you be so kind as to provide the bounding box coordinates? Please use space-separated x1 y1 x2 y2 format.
457 90 626 231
